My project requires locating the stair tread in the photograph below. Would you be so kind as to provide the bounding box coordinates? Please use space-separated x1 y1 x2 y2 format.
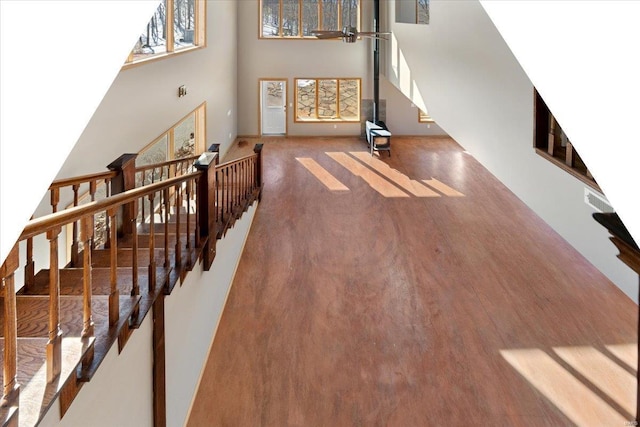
0 295 139 338
23 267 171 296
0 336 95 427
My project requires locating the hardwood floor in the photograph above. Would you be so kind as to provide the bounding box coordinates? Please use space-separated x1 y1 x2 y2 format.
187 136 637 426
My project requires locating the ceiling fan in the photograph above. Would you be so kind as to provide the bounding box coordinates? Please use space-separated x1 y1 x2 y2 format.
311 1 390 43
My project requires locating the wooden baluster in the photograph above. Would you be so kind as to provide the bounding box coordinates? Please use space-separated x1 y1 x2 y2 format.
51 187 60 213
148 193 157 293
195 151 218 270
547 115 556 156
141 171 148 222
70 184 81 267
108 207 119 326
216 168 222 226
24 234 35 292
163 188 170 270
81 216 95 337
194 178 201 249
131 199 139 297
174 184 182 272
1 244 20 402
47 227 63 382
565 141 576 167
89 181 97 249
254 144 264 201
104 178 112 247
186 177 192 252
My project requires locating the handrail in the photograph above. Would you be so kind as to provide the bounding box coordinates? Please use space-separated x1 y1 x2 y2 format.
135 155 199 173
20 172 201 241
217 152 259 169
49 171 119 190
1 144 263 426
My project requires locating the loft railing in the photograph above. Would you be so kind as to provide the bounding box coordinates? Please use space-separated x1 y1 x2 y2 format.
0 143 263 426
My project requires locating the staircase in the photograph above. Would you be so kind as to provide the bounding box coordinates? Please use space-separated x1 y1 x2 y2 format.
0 144 263 427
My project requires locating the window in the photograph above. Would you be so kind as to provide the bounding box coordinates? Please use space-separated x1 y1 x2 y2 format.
137 103 206 168
533 89 599 190
418 108 433 123
417 0 429 25
125 0 206 66
261 0 359 38
295 78 360 122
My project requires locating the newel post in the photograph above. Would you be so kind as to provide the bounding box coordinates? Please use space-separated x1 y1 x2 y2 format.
195 151 219 270
107 154 138 236
254 144 264 201
1 243 20 403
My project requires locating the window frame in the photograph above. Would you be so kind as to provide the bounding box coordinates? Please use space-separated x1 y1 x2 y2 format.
533 88 600 191
294 77 361 123
418 108 433 123
259 0 361 39
123 0 206 69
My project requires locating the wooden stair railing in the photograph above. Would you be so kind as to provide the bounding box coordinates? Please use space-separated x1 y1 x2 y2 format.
0 144 263 427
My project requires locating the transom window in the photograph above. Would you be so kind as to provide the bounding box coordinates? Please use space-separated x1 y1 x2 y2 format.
295 78 360 122
261 0 360 38
124 0 206 66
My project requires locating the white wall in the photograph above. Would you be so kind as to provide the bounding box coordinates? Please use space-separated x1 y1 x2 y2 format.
237 1 372 136
380 77 446 136
39 202 257 427
47 0 239 209
384 0 638 301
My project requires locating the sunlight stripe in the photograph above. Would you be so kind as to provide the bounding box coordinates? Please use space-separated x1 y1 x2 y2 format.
501 348 627 426
296 158 349 191
605 343 637 373
553 346 635 416
326 152 409 198
349 151 440 197
422 178 465 197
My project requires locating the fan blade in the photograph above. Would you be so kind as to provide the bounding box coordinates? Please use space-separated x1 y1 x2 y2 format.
311 31 346 39
357 31 392 36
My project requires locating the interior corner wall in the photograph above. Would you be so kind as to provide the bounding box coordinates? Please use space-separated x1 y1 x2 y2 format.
379 77 446 136
48 0 239 201
385 0 638 301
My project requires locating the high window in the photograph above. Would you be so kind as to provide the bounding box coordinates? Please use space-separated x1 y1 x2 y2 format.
295 78 360 122
124 0 206 66
261 0 360 38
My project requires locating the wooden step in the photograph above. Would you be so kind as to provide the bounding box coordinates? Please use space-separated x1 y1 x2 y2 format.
90 247 200 289
20 267 171 328
0 336 95 427
0 295 137 339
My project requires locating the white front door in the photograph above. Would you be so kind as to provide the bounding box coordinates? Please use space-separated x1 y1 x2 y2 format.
260 79 287 135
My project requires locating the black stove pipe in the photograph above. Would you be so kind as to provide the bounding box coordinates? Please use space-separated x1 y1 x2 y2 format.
373 0 380 124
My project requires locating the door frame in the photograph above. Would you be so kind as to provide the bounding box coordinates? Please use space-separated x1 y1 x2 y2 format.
258 78 288 136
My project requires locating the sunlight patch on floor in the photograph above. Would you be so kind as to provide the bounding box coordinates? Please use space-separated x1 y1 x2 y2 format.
500 347 630 426
606 343 638 372
422 178 465 197
553 346 636 415
296 158 349 192
326 152 409 198
348 151 441 197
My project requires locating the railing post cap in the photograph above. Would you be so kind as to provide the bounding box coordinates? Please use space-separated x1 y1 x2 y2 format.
107 153 138 171
254 143 264 153
208 143 221 153
194 152 218 170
